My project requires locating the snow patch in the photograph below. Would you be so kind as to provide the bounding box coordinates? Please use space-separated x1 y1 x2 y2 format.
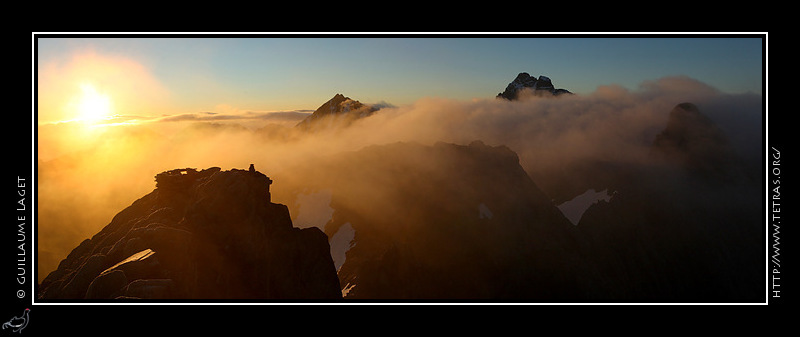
293 190 356 274
329 222 355 272
342 282 356 297
557 189 613 225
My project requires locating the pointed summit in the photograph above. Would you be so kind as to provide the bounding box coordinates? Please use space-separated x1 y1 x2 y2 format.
650 102 742 182
295 94 378 131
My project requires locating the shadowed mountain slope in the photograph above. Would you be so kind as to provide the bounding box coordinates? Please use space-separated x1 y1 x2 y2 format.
574 102 763 301
38 167 341 300
276 140 587 300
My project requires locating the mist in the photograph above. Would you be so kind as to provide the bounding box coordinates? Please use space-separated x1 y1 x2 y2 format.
35 76 763 283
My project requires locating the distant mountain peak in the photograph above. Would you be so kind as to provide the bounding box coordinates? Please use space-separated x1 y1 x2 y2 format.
295 94 378 130
652 102 727 156
497 72 571 100
650 102 744 182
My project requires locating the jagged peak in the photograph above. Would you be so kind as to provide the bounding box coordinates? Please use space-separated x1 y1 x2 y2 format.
497 72 571 100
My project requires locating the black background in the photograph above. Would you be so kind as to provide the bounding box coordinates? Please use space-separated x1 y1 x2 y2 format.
7 32 778 334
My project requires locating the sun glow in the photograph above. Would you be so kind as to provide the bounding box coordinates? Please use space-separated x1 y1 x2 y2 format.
76 83 113 124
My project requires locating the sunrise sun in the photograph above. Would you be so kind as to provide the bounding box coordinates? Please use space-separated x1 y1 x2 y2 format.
76 83 113 124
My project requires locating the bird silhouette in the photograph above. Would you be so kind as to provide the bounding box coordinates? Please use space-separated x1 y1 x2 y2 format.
2 308 29 333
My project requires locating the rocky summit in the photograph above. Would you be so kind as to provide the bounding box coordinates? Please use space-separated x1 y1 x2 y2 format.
37 166 341 300
497 72 572 100
295 93 378 131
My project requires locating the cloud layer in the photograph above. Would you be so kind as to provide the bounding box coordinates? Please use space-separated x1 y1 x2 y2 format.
35 76 763 282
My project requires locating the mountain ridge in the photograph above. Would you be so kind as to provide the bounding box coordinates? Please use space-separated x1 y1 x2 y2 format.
38 166 341 300
273 140 585 299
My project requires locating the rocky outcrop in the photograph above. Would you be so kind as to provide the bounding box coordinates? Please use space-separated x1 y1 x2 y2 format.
38 166 341 300
295 94 378 131
275 102 762 302
277 141 584 300
573 103 763 301
497 72 572 100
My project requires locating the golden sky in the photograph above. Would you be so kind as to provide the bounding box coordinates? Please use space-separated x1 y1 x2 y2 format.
37 50 174 125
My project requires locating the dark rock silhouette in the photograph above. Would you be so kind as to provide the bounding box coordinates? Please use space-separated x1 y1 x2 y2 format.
650 102 750 183
497 72 572 100
295 93 378 131
573 103 763 301
38 167 341 300
278 141 584 299
274 102 762 302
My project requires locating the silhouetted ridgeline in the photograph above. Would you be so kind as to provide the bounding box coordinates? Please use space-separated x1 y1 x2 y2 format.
573 102 762 301
288 140 584 299
271 102 762 301
37 166 341 300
